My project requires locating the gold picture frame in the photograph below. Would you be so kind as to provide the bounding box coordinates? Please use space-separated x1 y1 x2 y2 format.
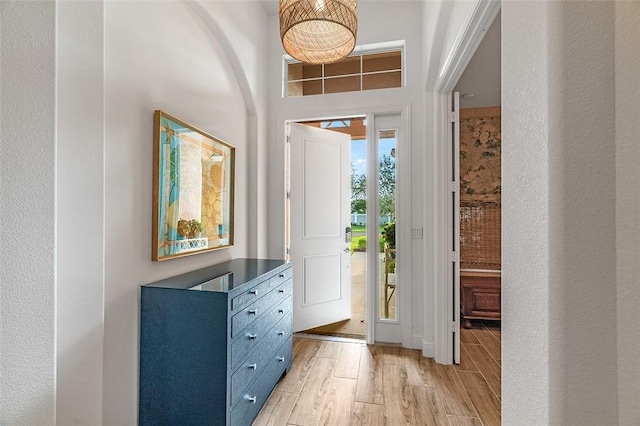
152 110 235 261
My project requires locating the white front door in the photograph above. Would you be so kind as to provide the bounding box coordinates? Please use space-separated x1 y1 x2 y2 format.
289 122 352 332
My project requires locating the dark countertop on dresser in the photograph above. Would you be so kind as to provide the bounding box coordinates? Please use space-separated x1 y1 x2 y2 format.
142 258 289 292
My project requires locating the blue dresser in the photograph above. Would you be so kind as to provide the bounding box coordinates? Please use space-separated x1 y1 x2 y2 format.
139 258 293 425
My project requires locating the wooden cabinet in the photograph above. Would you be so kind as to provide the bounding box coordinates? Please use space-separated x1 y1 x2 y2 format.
139 258 293 425
460 271 501 329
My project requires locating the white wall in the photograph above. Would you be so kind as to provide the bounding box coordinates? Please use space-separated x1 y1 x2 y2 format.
56 1 106 424
266 0 428 349
502 2 619 424
501 2 550 421
615 2 640 423
545 2 617 422
103 1 267 423
0 2 57 423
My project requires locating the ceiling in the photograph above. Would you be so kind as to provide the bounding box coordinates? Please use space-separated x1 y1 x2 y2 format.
262 0 416 17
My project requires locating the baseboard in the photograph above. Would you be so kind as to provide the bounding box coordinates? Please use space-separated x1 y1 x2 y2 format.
422 341 435 358
409 337 434 357
293 332 366 344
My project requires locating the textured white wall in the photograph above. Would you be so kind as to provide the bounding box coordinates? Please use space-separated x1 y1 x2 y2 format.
503 2 619 423
103 2 266 423
56 2 106 424
615 2 640 423
501 3 551 421
546 3 617 423
0 2 57 423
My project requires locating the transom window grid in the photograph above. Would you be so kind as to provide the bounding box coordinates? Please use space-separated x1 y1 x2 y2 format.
286 48 403 97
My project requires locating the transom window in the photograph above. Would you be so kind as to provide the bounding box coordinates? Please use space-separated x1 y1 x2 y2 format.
284 42 405 97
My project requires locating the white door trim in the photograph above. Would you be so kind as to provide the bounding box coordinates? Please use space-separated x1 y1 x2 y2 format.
432 0 501 364
279 104 412 348
452 92 461 365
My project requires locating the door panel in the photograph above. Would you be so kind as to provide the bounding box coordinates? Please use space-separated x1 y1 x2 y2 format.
303 140 342 237
303 254 341 305
290 123 351 332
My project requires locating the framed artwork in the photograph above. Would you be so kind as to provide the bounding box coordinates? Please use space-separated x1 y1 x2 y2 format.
152 110 235 261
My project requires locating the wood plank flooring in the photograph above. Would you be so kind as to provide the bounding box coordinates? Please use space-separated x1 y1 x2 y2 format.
254 322 501 426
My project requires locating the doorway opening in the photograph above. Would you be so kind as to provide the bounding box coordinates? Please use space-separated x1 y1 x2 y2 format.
452 8 501 333
294 117 368 340
443 6 502 405
286 115 401 342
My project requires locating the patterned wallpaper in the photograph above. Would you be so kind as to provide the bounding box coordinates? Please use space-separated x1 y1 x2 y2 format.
459 109 501 203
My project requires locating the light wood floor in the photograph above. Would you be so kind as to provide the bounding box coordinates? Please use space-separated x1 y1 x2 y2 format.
254 322 501 426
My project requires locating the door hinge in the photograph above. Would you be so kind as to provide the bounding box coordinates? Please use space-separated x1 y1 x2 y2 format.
286 190 291 199
449 181 458 192
286 246 291 255
448 111 458 123
449 321 459 333
449 251 458 262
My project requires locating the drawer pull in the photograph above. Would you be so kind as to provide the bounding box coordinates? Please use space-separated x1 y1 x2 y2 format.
278 331 285 336
248 334 258 340
248 309 258 315
278 309 284 314
278 356 285 362
248 363 257 370
279 273 285 278
245 395 257 404
278 289 285 294
249 289 259 296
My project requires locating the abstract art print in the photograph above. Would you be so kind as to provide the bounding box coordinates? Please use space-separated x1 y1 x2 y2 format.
152 110 234 260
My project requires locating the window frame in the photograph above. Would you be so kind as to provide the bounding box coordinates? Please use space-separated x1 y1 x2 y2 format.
282 40 406 98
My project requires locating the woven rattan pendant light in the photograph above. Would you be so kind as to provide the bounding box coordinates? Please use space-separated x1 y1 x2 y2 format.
279 0 357 64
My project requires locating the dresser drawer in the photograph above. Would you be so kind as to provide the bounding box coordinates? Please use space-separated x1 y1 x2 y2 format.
231 295 292 369
231 279 292 338
231 279 271 312
230 314 292 406
269 266 292 288
230 336 292 426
